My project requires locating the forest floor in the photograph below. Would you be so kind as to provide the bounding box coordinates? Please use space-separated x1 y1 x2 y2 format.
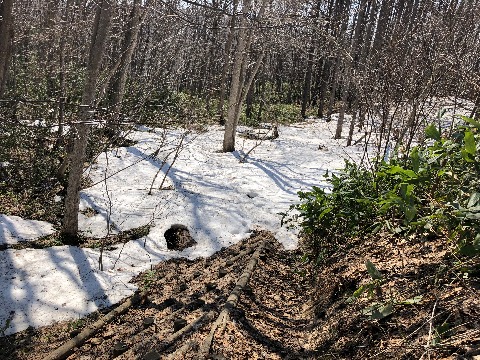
1 229 479 360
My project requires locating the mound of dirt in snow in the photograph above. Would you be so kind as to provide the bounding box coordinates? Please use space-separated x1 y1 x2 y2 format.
164 224 196 251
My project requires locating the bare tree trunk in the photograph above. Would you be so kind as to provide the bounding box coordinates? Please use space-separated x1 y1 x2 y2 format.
317 59 330 118
326 57 340 121
471 95 480 119
62 0 114 238
0 0 14 97
337 0 366 140
217 0 238 124
302 0 320 120
109 0 142 114
301 46 314 119
223 0 253 152
223 0 269 152
371 0 393 57
346 110 357 146
54 0 74 153
335 96 346 139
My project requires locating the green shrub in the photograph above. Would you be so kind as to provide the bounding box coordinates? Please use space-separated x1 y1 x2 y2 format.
283 116 480 263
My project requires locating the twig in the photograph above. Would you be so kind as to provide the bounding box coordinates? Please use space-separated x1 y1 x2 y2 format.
99 151 113 271
164 339 198 360
148 147 177 195
85 146 170 189
159 132 188 190
115 311 215 359
424 299 438 360
197 239 267 359
239 125 277 163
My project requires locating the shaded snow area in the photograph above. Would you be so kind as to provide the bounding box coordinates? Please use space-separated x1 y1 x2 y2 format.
0 119 368 335
0 215 55 245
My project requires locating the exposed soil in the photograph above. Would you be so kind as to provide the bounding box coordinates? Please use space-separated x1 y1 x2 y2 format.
164 224 197 251
1 230 479 360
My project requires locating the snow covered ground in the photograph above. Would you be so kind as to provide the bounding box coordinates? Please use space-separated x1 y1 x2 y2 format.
0 215 55 246
0 118 370 335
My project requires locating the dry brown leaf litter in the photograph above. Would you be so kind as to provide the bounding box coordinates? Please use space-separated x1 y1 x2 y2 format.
0 230 479 360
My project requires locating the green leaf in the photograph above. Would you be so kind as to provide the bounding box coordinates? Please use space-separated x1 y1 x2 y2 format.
459 243 480 256
461 150 473 162
386 166 417 179
425 124 441 141
372 302 394 319
433 322 450 345
462 115 480 130
404 204 417 223
353 285 368 298
362 302 394 320
371 222 383 234
464 131 477 155
366 260 382 280
410 147 420 173
467 193 480 208
465 212 480 220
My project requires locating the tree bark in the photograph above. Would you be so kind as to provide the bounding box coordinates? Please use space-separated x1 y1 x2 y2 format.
217 0 238 124
109 0 142 114
62 0 114 237
223 0 253 152
0 0 14 97
301 1 321 119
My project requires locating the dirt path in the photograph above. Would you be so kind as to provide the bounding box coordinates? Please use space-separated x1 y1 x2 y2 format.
1 230 479 360
0 231 317 360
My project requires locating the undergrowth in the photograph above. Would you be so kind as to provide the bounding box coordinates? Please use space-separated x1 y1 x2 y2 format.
283 116 480 263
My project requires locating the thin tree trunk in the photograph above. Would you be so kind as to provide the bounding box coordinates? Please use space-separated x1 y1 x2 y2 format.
223 0 253 152
301 47 314 119
317 59 330 118
302 0 321 120
223 0 268 152
337 0 365 139
471 95 480 119
109 0 142 114
346 110 357 146
217 0 238 124
0 0 14 97
62 0 114 238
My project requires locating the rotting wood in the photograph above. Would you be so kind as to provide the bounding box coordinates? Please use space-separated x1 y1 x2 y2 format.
112 305 185 359
44 290 147 360
220 245 255 267
164 339 198 360
197 239 268 359
116 311 215 360
119 300 185 352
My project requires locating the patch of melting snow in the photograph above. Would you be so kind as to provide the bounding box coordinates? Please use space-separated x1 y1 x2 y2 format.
0 215 55 246
0 118 369 335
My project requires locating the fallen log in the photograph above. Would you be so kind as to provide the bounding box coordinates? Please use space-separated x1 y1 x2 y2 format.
116 310 215 360
45 290 147 360
221 245 255 267
197 239 267 359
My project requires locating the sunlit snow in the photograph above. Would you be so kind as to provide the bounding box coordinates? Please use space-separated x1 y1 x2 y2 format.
0 118 370 335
